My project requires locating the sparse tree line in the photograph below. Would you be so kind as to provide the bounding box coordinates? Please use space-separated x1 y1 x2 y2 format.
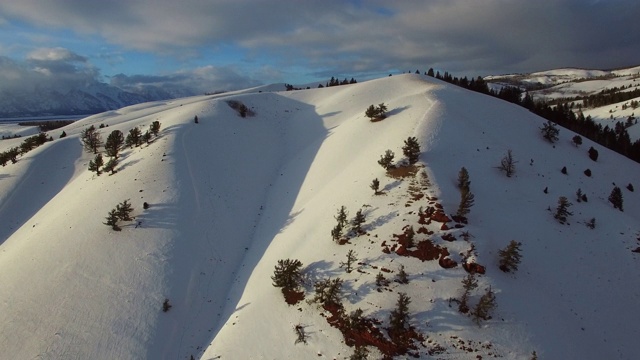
425 68 640 164
0 132 53 166
82 120 161 176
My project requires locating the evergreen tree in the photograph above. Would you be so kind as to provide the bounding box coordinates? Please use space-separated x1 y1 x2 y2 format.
103 157 118 174
608 186 623 211
81 125 103 154
498 240 522 273
335 206 348 228
404 226 415 248
271 259 304 292
588 146 599 161
375 271 388 287
116 199 134 221
378 149 395 170
498 149 516 177
60 131 67 139
472 287 496 325
365 104 377 120
457 167 471 190
572 135 582 147
396 264 409 284
540 120 560 143
351 209 366 235
150 120 161 136
142 130 152 144
456 186 475 218
105 130 124 159
554 196 573 224
331 223 343 243
370 178 380 194
310 278 343 306
88 153 104 175
388 292 411 339
402 136 421 164
104 208 121 231
459 273 478 313
340 249 358 273
427 68 435 77
125 127 142 148
194 115 199 124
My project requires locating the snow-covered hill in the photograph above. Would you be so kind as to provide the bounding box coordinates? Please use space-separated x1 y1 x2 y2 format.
487 65 640 141
0 74 639 359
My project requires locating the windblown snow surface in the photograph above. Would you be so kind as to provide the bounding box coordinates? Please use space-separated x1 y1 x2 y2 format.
0 74 639 359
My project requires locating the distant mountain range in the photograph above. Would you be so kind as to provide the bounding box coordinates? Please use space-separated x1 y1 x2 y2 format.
0 82 196 118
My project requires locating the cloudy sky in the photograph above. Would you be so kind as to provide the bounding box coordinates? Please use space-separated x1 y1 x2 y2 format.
0 0 638 94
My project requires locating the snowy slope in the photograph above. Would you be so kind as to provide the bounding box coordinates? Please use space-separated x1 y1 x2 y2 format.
1 74 639 360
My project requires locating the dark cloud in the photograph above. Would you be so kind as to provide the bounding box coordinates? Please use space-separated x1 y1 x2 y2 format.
0 0 638 81
109 66 262 95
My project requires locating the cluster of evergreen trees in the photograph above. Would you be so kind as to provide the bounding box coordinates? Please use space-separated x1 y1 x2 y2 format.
0 132 52 166
426 69 640 163
83 121 161 176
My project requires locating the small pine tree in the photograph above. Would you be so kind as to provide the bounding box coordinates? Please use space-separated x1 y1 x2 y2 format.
370 178 381 195
271 259 304 292
375 272 388 287
459 273 478 313
561 166 567 175
162 299 172 312
81 125 103 154
150 120 161 136
335 206 349 228
310 278 343 306
105 130 124 159
142 131 152 144
457 167 471 190
60 131 67 138
472 287 496 325
498 149 516 177
456 187 475 218
586 217 596 229
627 183 635 192
378 149 395 170
104 208 121 231
402 136 421 164
576 188 583 202
396 264 409 284
351 209 366 235
331 223 343 243
572 135 582 147
126 127 142 148
498 240 522 273
194 115 199 124
404 226 415 248
103 157 118 174
540 120 559 142
608 186 623 211
554 196 573 224
388 292 411 339
340 249 358 273
365 104 378 120
88 153 104 176
116 200 134 221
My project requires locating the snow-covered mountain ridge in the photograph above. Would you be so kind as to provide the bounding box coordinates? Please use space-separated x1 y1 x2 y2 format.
0 74 639 359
